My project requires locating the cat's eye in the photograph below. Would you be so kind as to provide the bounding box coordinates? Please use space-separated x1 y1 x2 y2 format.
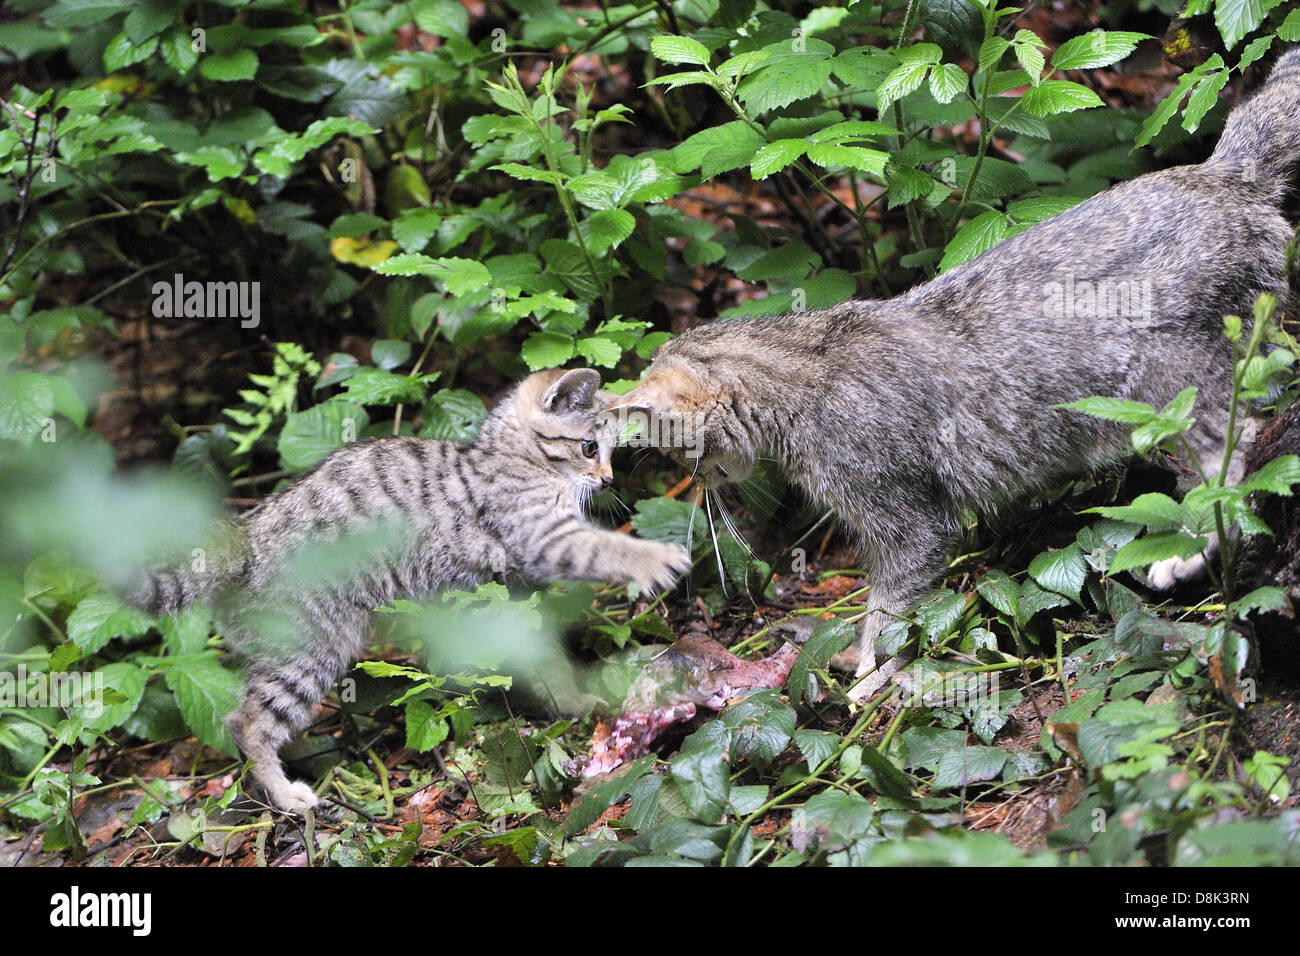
579 439 598 459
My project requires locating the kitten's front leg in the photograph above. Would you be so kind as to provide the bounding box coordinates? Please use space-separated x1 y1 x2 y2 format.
527 526 691 594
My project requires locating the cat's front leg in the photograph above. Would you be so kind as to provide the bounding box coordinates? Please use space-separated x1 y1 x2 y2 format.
839 514 949 705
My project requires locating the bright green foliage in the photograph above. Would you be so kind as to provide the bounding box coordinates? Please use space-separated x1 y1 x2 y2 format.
3 0 1299 868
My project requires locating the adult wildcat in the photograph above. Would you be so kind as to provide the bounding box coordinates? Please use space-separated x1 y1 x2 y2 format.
129 368 690 810
604 49 1300 702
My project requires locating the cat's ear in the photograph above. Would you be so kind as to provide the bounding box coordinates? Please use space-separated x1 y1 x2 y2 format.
601 365 695 415
541 368 602 413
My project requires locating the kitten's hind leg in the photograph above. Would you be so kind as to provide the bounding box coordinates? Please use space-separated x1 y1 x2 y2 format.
228 655 338 812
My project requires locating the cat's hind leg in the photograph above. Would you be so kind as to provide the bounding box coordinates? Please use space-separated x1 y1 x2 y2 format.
1145 406 1258 591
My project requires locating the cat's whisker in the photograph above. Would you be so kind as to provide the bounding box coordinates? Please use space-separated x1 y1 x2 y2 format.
704 491 728 597
686 483 700 552
715 493 754 554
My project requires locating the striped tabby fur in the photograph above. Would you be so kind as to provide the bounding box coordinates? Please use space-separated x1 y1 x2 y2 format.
129 368 690 811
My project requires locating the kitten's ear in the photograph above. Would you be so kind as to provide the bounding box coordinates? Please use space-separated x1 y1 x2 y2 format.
541 368 602 413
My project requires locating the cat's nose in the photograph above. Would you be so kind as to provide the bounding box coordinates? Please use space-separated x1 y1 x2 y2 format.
600 474 613 487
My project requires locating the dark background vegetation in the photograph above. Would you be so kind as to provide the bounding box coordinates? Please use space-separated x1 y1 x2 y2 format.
2 0 1300 866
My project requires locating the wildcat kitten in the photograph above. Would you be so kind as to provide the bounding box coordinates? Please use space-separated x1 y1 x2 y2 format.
604 48 1300 703
129 368 690 810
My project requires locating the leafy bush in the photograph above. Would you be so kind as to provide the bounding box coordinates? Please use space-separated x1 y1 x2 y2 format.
2 0 1299 865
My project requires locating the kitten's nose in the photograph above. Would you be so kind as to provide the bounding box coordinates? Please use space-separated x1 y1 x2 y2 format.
600 474 613 487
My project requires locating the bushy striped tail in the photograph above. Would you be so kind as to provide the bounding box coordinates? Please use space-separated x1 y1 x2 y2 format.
125 521 247 615
1207 47 1300 196
127 565 220 616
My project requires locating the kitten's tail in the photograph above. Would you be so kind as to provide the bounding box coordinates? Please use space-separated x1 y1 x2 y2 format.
1206 46 1300 197
127 565 219 616
125 522 247 616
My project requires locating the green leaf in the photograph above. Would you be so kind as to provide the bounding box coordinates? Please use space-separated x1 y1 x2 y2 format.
750 138 808 179
159 25 199 73
1182 68 1230 133
86 662 148 731
164 653 242 756
933 745 1008 789
793 729 839 769
720 690 795 767
795 790 875 852
581 209 636 256
374 255 491 296
1028 543 1087 603
650 35 711 66
1020 80 1103 117
805 143 889 177
338 367 428 405
734 241 820 282
737 43 834 114
103 31 158 72
66 591 151 655
928 63 968 104
1240 455 1300 495
671 735 730 822
123 0 176 43
630 497 701 549
978 37 1011 74
392 208 441 253
876 62 931 110
1087 492 1188 531
411 0 468 37
1229 586 1288 618
1135 69 1200 148
786 619 855 705
371 339 411 370
1050 31 1149 70
1215 0 1272 50
670 121 765 178
1055 396 1156 424
278 401 369 471
0 372 55 442
1110 532 1208 575
938 211 1008 272
976 569 1020 619
199 49 259 82
404 699 450 751
520 331 575 371
326 212 388 239
420 389 487 441
1280 8 1300 42
576 336 622 368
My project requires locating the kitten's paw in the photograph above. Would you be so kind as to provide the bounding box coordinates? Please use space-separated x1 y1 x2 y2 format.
1144 553 1208 591
632 541 692 593
270 780 319 813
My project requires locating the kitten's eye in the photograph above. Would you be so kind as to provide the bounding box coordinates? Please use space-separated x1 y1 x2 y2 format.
580 439 598 459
